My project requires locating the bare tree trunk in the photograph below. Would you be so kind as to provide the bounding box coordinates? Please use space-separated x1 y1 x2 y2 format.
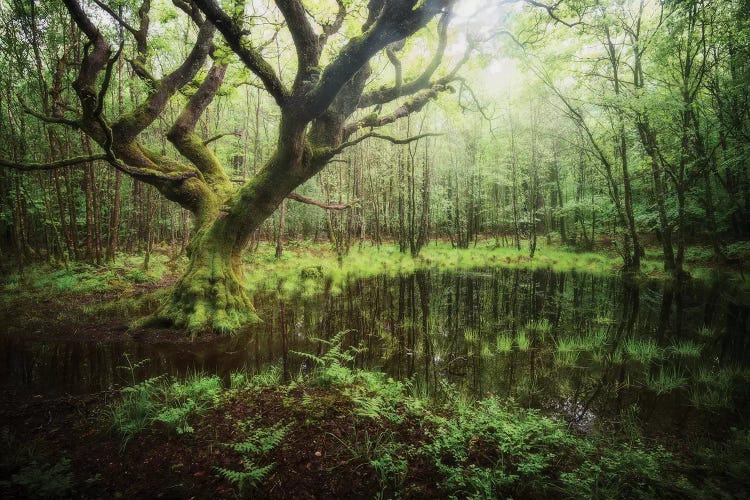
276 198 286 258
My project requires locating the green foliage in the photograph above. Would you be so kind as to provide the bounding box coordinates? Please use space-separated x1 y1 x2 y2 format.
2 254 172 297
7 458 73 498
348 371 405 424
215 461 273 493
725 241 750 260
522 318 553 341
228 366 283 392
294 331 405 423
423 397 576 496
624 338 663 364
214 420 288 493
690 366 750 410
227 420 290 456
691 429 750 495
495 334 513 353
667 339 702 358
292 330 362 386
559 442 673 499
107 364 222 444
645 367 688 395
243 242 630 301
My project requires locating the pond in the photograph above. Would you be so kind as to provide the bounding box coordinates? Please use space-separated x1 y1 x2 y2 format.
2 268 749 438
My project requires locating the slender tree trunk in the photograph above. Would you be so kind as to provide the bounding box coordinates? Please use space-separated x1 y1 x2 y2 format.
276 198 286 258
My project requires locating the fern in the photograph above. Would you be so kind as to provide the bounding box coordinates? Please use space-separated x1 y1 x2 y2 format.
229 423 290 455
291 329 362 370
216 421 289 492
214 461 274 492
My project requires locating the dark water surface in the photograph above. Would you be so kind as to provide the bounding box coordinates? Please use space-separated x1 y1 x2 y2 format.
2 268 750 435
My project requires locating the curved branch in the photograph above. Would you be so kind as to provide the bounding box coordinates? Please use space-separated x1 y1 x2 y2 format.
359 9 452 108
275 0 320 83
112 21 216 143
344 84 451 138
167 62 231 190
316 132 442 164
287 191 358 210
91 0 137 34
18 95 80 128
0 154 107 171
523 0 584 28
172 0 204 25
94 42 123 118
193 0 288 106
385 43 403 97
310 0 346 47
302 0 451 121
204 132 241 145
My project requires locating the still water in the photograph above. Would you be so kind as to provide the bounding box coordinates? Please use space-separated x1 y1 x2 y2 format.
2 268 749 434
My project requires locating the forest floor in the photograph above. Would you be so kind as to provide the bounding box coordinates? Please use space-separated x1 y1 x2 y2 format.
2 360 749 499
1 240 749 497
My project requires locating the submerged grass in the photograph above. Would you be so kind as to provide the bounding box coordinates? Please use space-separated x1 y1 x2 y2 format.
624 338 663 364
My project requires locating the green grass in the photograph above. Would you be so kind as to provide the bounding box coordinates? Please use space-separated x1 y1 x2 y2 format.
4 240 745 308
2 253 174 297
668 340 702 358
241 241 628 300
624 338 663 364
496 334 513 353
107 368 222 445
517 329 530 351
645 367 688 395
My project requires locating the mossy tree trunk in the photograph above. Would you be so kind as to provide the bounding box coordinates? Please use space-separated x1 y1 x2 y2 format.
151 222 254 333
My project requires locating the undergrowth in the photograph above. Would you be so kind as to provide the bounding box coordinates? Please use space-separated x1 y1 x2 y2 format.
214 419 290 493
107 357 222 445
98 333 750 498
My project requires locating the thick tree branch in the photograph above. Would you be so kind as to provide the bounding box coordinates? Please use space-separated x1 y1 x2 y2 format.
91 0 137 34
63 0 111 119
204 132 241 145
193 0 289 106
112 21 216 143
275 0 320 86
167 62 231 191
302 0 452 121
287 191 358 210
94 42 123 118
359 9 452 108
385 42 404 97
0 154 107 171
172 0 205 25
319 0 346 46
344 85 451 138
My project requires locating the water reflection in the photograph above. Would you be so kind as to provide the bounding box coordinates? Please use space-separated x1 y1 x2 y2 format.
2 268 749 435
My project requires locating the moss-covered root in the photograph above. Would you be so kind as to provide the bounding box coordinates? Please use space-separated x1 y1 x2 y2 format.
140 259 259 335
